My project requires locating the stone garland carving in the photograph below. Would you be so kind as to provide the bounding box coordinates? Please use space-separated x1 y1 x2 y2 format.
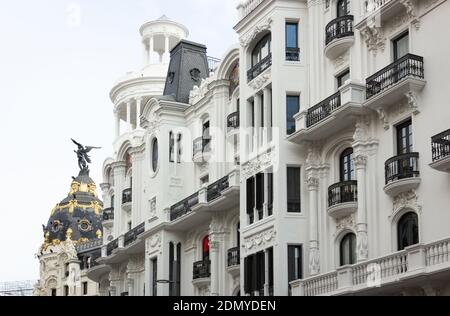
249 73 271 91
239 18 273 48
243 227 276 251
393 190 422 214
242 150 276 179
336 214 356 232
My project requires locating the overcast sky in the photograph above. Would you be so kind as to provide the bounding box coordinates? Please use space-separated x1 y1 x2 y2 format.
0 0 237 283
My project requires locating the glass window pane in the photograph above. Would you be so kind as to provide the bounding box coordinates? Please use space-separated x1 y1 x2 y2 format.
286 23 298 48
286 96 299 135
394 33 409 60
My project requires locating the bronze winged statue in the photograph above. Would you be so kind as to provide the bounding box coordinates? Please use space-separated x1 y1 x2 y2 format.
71 139 101 171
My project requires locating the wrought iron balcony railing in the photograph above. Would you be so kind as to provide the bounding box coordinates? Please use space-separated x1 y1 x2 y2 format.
432 129 450 162
306 91 341 128
227 111 240 130
227 247 240 267
247 53 272 82
124 222 145 247
385 152 420 184
193 137 211 157
328 181 358 207
106 239 118 256
286 47 300 61
366 54 424 99
102 207 114 221
170 192 200 221
207 56 221 73
207 176 230 202
122 188 132 204
325 15 354 46
193 260 211 279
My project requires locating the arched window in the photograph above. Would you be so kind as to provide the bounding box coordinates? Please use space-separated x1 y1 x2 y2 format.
152 138 158 173
398 212 419 250
340 148 355 181
337 0 350 17
228 63 240 98
252 34 271 67
202 236 210 261
340 233 356 266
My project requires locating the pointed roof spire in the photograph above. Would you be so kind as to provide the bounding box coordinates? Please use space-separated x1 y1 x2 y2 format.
158 15 171 21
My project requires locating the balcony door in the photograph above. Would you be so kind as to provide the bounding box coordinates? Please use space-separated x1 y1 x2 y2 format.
340 148 355 182
396 120 413 155
337 0 350 17
393 32 409 61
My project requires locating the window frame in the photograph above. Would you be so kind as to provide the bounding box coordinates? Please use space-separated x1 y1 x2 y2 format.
287 166 301 213
340 233 357 266
286 95 300 135
393 31 409 61
397 212 419 251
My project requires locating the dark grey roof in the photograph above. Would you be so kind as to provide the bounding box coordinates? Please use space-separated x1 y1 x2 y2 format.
163 40 209 104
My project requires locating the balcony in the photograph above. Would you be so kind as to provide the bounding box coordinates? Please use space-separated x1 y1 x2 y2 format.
122 188 132 212
286 47 300 62
430 129 450 173
207 56 221 73
325 15 354 60
384 152 421 197
170 192 200 222
106 239 118 257
124 222 145 247
288 82 365 144
102 207 114 229
227 247 240 277
358 0 413 29
192 260 211 286
207 176 230 202
327 181 358 219
193 137 211 163
291 237 450 296
247 53 272 82
365 54 425 110
227 112 240 135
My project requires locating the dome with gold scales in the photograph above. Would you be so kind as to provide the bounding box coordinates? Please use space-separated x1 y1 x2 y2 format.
41 140 104 251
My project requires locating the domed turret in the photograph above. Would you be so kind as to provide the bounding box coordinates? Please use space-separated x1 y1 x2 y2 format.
42 169 103 249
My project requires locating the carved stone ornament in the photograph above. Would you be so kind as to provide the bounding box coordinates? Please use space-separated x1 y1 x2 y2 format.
239 18 273 48
336 214 356 232
242 150 276 179
189 76 213 105
149 197 157 219
393 190 422 213
361 25 386 53
249 73 271 91
309 248 320 275
357 230 369 261
243 227 276 251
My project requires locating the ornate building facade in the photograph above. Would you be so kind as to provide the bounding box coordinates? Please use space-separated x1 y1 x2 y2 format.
87 0 450 296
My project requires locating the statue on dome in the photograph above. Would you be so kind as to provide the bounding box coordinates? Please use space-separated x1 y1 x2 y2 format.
71 139 101 171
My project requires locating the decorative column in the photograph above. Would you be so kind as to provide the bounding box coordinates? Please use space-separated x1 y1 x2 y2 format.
129 145 145 225
307 175 320 276
126 100 132 131
114 110 120 139
355 155 369 262
135 97 142 129
254 94 261 152
209 216 225 296
112 162 126 236
127 278 135 296
263 88 272 144
148 36 154 64
164 35 170 63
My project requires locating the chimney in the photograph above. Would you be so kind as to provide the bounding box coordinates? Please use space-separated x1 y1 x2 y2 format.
163 40 209 104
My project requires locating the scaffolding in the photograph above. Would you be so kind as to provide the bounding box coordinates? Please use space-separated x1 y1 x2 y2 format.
0 280 37 296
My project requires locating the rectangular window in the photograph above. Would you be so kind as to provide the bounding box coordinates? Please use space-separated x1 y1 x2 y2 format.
288 245 303 295
396 119 413 154
256 173 265 221
244 256 254 295
286 22 299 61
177 134 182 163
256 251 265 296
267 172 273 216
83 282 88 295
287 167 301 213
64 285 69 296
51 289 57 296
267 247 274 296
152 258 158 296
393 32 409 60
169 132 175 162
246 177 255 225
286 96 299 135
337 69 350 88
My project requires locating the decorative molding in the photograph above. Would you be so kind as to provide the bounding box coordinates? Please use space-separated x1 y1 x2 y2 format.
354 155 368 169
336 214 356 233
377 108 390 130
146 233 162 254
189 76 213 105
306 177 319 191
249 73 271 91
357 230 369 261
405 91 420 114
149 197 157 219
334 51 350 69
242 150 276 179
361 25 386 53
353 118 370 143
309 247 320 275
239 18 273 48
243 227 276 252
393 190 422 214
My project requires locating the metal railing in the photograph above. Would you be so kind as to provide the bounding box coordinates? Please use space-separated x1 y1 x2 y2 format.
122 188 132 204
366 54 424 99
207 56 221 73
207 175 230 202
227 111 240 130
102 207 114 221
124 222 145 247
193 260 211 279
227 247 240 267
247 53 272 82
193 137 211 158
106 239 118 256
306 91 341 128
364 0 393 14
170 192 200 221
286 47 300 61
328 181 358 207
432 129 450 162
385 152 420 184
325 15 354 46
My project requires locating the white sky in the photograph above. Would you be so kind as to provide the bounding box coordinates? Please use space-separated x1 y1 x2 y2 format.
0 0 237 282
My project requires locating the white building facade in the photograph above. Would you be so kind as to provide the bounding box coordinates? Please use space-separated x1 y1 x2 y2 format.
88 0 450 296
